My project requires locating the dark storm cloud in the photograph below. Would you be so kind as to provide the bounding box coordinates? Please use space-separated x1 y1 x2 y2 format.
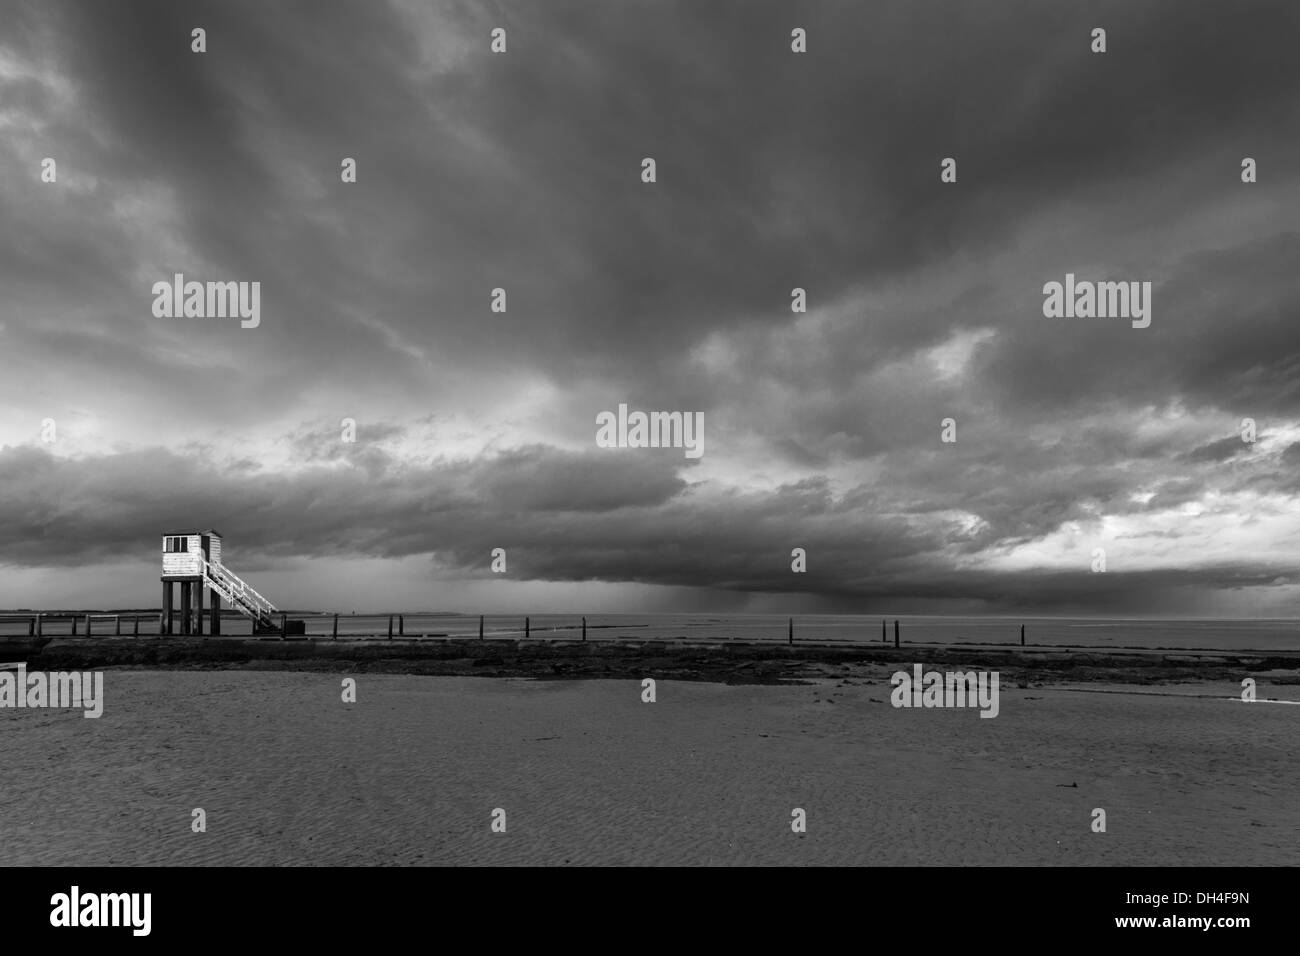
0 443 692 566
1 440 1295 614
977 234 1300 423
7 0 1296 397
0 444 960 596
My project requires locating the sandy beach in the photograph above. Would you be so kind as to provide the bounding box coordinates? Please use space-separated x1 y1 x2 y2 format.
2 669 1296 866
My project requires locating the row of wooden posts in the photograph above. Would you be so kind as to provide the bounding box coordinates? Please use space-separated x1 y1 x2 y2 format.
369 615 590 641
863 620 1026 647
366 615 910 644
790 618 1025 647
364 616 1024 646
361 617 1023 645
16 614 145 637
12 614 1029 646
11 613 579 640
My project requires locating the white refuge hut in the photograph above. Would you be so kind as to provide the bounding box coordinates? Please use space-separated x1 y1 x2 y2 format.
160 529 279 635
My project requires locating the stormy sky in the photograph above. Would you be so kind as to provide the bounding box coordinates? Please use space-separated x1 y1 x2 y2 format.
1 0 1298 615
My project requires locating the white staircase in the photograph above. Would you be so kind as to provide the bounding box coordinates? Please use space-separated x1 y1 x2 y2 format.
197 553 279 631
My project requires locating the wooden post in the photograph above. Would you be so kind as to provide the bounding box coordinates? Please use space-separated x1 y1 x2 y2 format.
71 614 78 636
27 616 34 637
84 615 91 637
387 615 393 639
162 581 172 636
280 612 288 639
194 581 204 635
788 616 793 645
35 613 42 638
133 615 140 637
582 616 586 642
1020 624 1025 646
882 618 886 643
894 619 899 648
399 614 404 637
478 615 484 640
525 616 530 639
210 592 220 636
115 615 121 636
332 614 339 639
179 583 191 636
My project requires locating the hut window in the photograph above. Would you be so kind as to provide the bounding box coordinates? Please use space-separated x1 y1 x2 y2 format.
166 536 189 553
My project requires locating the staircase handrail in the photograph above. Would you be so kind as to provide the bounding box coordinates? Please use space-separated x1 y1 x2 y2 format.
196 553 279 618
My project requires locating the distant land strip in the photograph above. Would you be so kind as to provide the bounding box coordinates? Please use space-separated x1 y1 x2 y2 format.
25 637 1300 688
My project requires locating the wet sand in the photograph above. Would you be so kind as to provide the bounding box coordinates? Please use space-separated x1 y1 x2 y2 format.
2 670 1296 865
